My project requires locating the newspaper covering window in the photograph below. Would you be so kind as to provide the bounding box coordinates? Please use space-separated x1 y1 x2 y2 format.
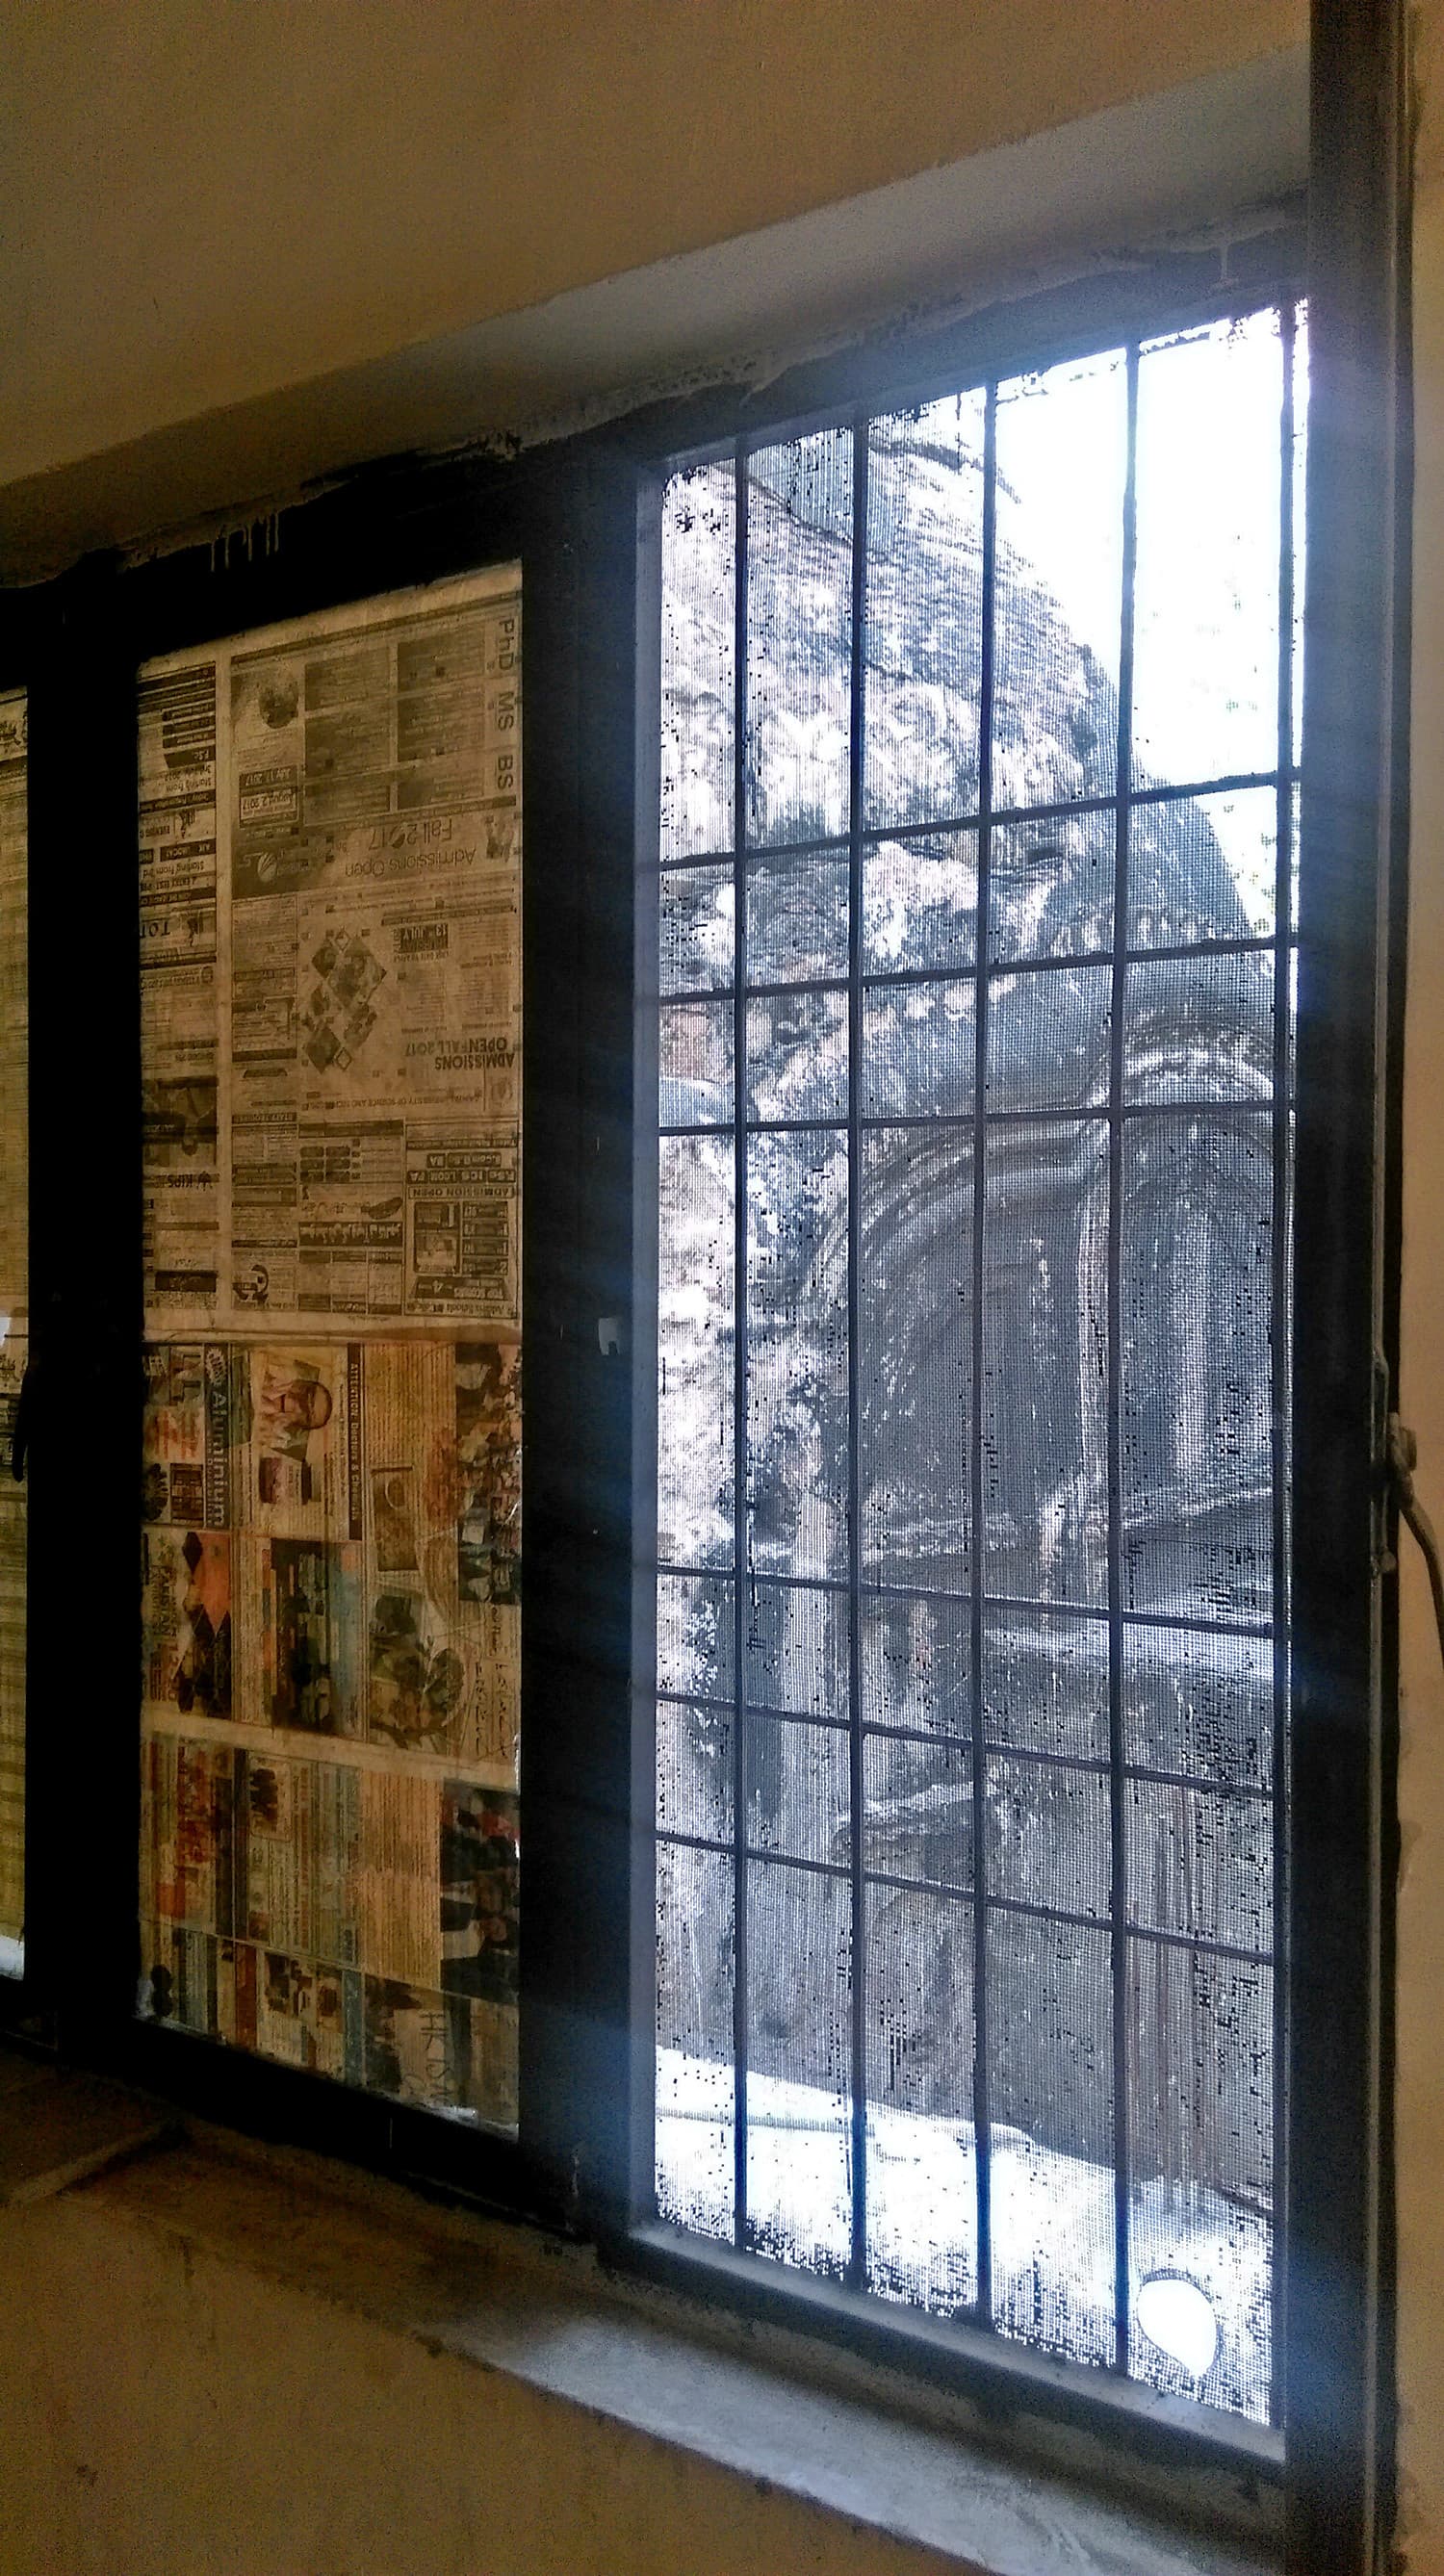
0 689 25 1974
138 572 521 2125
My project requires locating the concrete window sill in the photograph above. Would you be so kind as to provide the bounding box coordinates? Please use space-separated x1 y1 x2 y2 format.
0 2053 1281 2576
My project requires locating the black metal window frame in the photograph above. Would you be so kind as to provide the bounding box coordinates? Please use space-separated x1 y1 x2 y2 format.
633 274 1300 2433
0 3 1409 2563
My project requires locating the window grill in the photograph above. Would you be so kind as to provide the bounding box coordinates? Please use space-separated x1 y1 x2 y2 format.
646 297 1305 2425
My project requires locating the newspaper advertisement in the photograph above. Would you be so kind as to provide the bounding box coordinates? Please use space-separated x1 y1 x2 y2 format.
139 1745 518 2122
138 568 521 1333
142 1335 519 1766
140 1326 521 2125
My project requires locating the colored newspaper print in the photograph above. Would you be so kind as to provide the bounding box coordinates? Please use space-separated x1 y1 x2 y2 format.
138 572 521 2126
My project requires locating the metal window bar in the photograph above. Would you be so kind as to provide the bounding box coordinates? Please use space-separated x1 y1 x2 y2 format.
846 416 869 2283
1270 298 1299 2429
967 383 1000 2323
1106 339 1143 2377
648 769 1298 877
653 305 1298 2420
731 435 751 2250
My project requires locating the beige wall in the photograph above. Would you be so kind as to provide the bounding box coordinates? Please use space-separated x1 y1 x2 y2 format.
1 0 1302 489
0 2177 960 2576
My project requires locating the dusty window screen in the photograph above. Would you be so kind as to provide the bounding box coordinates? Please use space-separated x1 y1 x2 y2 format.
649 303 1305 2422
137 572 522 2125
0 689 25 1977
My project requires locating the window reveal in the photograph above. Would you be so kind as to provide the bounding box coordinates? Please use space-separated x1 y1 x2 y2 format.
649 305 1305 2421
137 571 522 2127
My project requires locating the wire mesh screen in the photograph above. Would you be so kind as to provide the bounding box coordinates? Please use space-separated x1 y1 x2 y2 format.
648 301 1304 2424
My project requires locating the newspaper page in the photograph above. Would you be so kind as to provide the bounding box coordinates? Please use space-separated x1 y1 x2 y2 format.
137 571 522 2126
139 567 520 1334
0 691 25 1960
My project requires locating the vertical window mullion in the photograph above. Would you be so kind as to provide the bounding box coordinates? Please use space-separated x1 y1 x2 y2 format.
1271 300 1298 2429
846 415 869 2286
968 381 999 2328
1107 342 1143 2377
732 437 751 2252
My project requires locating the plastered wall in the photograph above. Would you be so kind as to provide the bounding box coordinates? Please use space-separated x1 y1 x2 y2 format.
1 0 1302 489
0 2179 964 2576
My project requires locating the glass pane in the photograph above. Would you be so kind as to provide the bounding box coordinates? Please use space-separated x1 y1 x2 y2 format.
659 999 733 1127
657 1700 733 1847
866 1885 977 2313
139 656 219 1323
658 1135 734 1570
660 461 735 863
860 1128 972 1586
745 1858 852 2275
1128 1938 1273 2420
862 1587 971 1739
865 390 986 829
1124 953 1274 1105
747 431 852 847
1125 1779 1273 1954
986 1753 1111 1921
746 1130 847 1579
747 991 847 1123
658 864 734 995
863 974 976 1119
653 294 1296 2422
657 1570 734 1700
981 1120 1108 1607
1133 312 1283 788
743 1579 846 1718
1120 1116 1273 1622
746 848 848 986
656 1839 735 2241
1128 788 1278 949
745 1716 849 1865
138 570 523 2129
982 1605 1109 1761
989 811 1114 966
987 965 1111 1113
993 346 1127 811
0 691 24 1974
987 1911 1116 2366
864 829 977 973
864 1731 971 1890
1122 1622 1274 1790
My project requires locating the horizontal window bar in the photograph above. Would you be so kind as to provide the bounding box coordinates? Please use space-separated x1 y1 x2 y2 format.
650 1566 1276 1642
653 769 1300 873
655 1830 1275 1968
659 1097 1279 1139
657 933 1288 1009
654 1692 1274 1802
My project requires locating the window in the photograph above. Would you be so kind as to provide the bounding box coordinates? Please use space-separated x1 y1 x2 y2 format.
0 25 1407 2537
136 573 524 2128
643 297 1305 2426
